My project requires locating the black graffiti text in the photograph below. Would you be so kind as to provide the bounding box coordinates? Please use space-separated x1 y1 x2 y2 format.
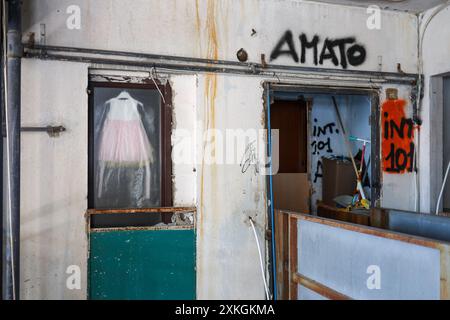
312 120 339 182
270 31 367 69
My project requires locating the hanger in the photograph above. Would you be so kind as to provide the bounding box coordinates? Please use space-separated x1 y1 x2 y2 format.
116 91 132 100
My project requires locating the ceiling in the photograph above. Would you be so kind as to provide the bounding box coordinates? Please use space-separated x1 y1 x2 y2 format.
307 0 448 13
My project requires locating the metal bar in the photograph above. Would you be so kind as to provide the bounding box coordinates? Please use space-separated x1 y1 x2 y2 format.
88 207 197 215
23 44 419 85
25 51 419 86
20 125 66 137
5 0 22 300
293 273 352 300
0 0 4 299
269 84 380 95
90 225 195 233
21 126 50 132
266 87 277 300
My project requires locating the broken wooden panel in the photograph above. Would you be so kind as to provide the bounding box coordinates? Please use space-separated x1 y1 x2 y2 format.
89 227 196 300
286 212 450 300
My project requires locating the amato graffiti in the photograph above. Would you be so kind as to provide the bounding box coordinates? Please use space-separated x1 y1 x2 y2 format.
381 99 415 174
311 119 339 183
270 31 366 69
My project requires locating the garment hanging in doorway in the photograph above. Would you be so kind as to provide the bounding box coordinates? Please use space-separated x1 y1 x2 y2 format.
96 91 155 208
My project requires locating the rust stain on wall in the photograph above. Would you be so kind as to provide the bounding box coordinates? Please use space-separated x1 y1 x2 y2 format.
205 0 219 61
194 0 202 55
195 0 201 35
199 0 219 232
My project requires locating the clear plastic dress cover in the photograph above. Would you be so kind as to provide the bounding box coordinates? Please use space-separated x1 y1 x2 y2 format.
93 88 161 209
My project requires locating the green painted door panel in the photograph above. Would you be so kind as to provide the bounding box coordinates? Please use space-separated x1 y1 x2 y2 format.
89 228 196 300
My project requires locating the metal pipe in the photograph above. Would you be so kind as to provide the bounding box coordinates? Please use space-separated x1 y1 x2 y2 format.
266 87 277 300
0 0 4 299
23 44 419 85
5 0 22 300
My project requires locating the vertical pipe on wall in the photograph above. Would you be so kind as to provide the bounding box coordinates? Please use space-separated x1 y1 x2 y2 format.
4 0 22 300
0 0 4 300
266 86 277 300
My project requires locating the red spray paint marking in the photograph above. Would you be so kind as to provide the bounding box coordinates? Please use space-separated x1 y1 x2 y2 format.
381 99 415 174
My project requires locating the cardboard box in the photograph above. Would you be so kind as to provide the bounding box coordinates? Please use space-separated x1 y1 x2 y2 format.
322 157 357 206
273 173 310 213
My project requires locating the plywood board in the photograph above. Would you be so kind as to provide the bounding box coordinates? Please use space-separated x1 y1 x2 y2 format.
297 219 441 299
273 173 310 213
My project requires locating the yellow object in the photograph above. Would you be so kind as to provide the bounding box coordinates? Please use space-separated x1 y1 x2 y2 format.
360 199 370 210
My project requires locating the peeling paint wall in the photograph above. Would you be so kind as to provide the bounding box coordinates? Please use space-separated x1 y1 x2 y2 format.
19 0 422 299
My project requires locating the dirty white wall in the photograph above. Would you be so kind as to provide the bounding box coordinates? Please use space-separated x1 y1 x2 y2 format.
417 5 450 213
195 74 267 299
22 0 418 73
171 75 198 207
20 0 420 299
21 59 89 299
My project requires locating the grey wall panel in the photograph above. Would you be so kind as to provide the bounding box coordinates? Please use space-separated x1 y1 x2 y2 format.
298 285 328 300
388 210 450 243
297 219 441 300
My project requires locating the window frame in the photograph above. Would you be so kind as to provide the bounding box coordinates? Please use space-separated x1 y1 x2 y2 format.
87 80 173 219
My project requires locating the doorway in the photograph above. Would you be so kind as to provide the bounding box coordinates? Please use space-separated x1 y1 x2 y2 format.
270 90 376 214
268 87 379 299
